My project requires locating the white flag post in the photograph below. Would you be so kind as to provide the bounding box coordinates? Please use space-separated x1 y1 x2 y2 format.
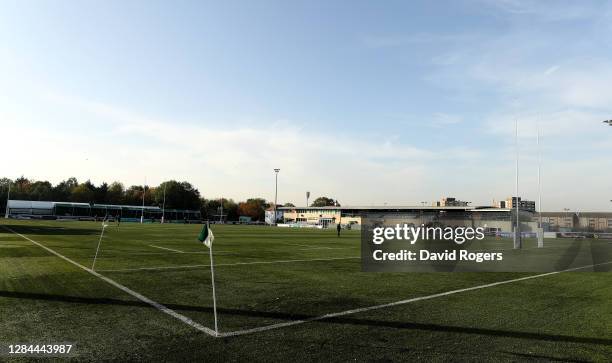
92 221 109 271
207 220 219 335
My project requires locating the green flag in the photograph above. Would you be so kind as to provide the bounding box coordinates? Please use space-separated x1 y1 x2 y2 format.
198 224 214 248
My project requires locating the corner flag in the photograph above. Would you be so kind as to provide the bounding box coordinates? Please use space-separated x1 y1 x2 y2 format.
198 224 214 248
199 221 219 334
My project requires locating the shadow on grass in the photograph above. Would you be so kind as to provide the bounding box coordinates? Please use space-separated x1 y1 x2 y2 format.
1 225 99 236
2 290 611 346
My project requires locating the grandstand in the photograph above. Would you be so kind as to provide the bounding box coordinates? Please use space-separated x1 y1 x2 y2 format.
278 205 535 233
5 200 201 223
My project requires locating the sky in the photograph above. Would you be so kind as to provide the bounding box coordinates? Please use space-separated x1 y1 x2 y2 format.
1 0 611 210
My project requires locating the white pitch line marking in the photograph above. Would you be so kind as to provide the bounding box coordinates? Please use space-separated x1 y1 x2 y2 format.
97 256 361 272
95 251 208 257
218 260 612 338
2 226 218 337
149 245 184 253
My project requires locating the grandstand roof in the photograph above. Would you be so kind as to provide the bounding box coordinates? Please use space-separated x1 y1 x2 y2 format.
93 203 160 211
277 205 510 211
8 200 198 213
8 200 90 209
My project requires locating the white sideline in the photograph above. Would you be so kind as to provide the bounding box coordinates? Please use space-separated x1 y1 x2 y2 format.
97 256 361 272
149 245 184 253
2 226 218 337
92 251 209 257
217 260 612 338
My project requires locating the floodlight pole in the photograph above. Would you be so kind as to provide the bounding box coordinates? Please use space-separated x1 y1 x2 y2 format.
219 197 223 223
274 169 280 225
207 220 219 335
306 191 310 208
161 183 167 224
514 118 522 249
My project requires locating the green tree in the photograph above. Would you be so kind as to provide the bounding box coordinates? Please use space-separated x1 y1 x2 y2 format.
29 181 53 201
107 182 125 204
94 182 109 203
0 178 12 215
222 198 238 221
237 198 269 221
52 177 78 201
125 185 144 205
71 183 95 203
153 180 201 210
310 196 340 207
201 198 238 221
12 176 31 200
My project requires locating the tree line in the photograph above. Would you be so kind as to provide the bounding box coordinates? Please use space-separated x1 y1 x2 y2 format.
0 177 340 222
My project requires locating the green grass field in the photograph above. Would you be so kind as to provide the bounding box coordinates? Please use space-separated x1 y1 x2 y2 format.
1 219 611 361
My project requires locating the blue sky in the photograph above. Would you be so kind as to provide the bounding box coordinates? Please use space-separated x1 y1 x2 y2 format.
1 0 611 210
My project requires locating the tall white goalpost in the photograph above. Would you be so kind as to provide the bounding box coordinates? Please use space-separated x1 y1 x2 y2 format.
537 119 544 248
514 118 522 249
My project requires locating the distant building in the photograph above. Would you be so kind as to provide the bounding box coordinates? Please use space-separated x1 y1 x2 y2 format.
5 200 201 222
576 212 612 232
540 212 576 231
433 197 470 207
278 205 535 232
495 197 536 213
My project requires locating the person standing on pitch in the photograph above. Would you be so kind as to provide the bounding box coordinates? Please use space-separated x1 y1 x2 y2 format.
337 222 341 237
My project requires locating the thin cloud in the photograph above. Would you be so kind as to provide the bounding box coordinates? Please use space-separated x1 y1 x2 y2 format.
431 112 464 127
543 65 560 76
477 0 599 21
362 33 474 48
27 94 466 204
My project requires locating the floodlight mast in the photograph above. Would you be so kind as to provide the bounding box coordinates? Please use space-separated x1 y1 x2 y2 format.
537 119 543 248
274 169 280 225
306 191 310 208
604 123 611 214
